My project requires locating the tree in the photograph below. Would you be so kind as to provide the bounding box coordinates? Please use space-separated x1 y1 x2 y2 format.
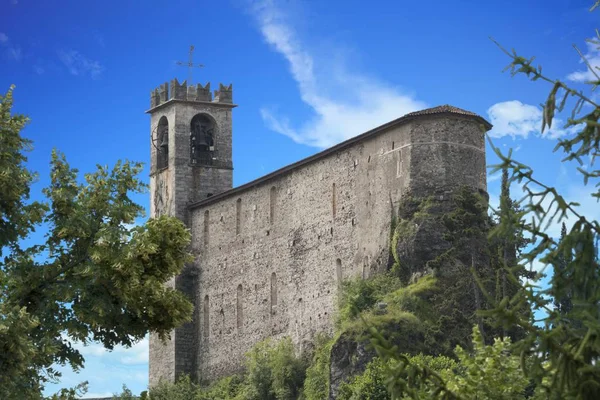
553 222 573 317
430 186 492 343
0 86 194 399
369 2 600 398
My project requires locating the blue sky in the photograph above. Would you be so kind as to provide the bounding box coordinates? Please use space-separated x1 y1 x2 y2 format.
1 0 599 397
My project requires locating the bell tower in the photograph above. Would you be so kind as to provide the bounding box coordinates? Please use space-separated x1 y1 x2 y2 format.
148 78 236 385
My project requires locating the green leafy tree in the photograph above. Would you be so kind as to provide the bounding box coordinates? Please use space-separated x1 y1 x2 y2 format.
242 337 307 400
0 86 194 398
368 1 600 398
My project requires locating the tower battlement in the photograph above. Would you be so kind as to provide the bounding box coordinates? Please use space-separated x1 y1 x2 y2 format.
150 79 233 109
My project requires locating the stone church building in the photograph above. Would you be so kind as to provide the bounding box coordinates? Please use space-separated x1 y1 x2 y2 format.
148 78 490 386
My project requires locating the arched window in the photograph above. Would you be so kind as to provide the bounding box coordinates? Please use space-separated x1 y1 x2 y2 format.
204 210 209 248
336 258 342 286
332 183 337 218
203 295 210 339
237 284 243 331
270 272 278 307
155 116 169 170
269 186 277 224
236 198 242 235
190 114 216 165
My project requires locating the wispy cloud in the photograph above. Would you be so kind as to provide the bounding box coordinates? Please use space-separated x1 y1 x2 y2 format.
58 49 105 79
66 335 148 365
487 100 580 139
567 38 600 83
249 0 426 148
0 32 22 62
119 337 149 365
92 31 105 48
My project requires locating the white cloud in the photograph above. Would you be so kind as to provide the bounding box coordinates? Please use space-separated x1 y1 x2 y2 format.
58 49 104 79
487 172 503 183
567 38 600 83
33 65 45 75
64 335 148 365
250 0 426 148
74 342 107 357
81 392 113 399
119 337 149 365
487 100 580 139
0 33 22 62
7 46 21 61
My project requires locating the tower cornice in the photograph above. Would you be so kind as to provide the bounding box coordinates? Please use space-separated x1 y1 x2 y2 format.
146 98 237 114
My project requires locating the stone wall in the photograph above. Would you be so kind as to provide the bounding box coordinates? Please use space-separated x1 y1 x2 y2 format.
185 111 488 381
148 85 236 386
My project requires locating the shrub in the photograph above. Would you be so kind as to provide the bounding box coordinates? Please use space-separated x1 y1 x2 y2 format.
145 375 200 400
303 333 335 400
337 273 403 325
242 337 307 400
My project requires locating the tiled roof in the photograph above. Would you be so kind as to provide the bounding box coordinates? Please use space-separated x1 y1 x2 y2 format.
404 104 481 118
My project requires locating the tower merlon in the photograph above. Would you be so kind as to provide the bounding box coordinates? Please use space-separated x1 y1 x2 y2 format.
149 79 235 110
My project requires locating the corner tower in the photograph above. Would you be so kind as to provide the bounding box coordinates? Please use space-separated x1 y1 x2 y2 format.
148 78 236 385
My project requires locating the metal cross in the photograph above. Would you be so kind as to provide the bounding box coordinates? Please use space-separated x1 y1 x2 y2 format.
176 45 204 85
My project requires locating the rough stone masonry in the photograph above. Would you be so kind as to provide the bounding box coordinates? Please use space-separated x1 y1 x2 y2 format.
147 78 491 386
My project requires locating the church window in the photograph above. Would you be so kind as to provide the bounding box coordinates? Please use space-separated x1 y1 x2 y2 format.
332 183 337 218
336 259 342 286
203 295 210 338
204 210 209 247
236 198 242 235
392 141 395 150
270 272 278 307
155 116 169 170
237 284 243 331
269 186 277 224
190 114 216 165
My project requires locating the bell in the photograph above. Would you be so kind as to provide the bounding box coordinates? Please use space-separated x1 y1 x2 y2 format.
195 134 209 147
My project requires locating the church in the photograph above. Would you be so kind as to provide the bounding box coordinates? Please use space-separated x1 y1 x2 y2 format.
147 77 490 385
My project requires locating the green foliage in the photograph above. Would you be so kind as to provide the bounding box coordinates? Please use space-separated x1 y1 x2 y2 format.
553 222 573 317
337 273 403 325
484 8 600 398
110 385 139 400
45 382 89 400
0 86 194 398
145 376 201 400
390 196 433 279
442 326 528 399
197 376 244 400
361 3 600 399
243 337 307 400
303 333 334 400
337 358 390 400
364 326 527 399
390 218 415 275
137 337 306 400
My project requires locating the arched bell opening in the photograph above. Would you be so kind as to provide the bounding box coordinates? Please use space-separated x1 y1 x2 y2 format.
155 116 169 170
190 114 217 165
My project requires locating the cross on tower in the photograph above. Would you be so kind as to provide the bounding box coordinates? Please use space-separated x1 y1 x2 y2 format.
176 45 204 85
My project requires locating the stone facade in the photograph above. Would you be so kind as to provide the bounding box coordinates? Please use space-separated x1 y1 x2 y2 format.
147 78 491 386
